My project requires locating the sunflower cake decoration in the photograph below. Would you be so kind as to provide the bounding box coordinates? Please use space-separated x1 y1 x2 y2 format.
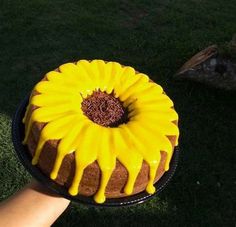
22 59 179 204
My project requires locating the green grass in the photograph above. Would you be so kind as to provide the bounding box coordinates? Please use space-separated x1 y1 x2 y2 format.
1 0 236 226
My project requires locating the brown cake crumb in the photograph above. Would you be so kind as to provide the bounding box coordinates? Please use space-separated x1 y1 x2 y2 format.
81 91 129 127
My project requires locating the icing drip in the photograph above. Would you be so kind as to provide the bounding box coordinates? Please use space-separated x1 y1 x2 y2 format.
23 60 179 203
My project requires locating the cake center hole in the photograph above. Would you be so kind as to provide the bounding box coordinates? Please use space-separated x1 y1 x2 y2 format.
81 91 129 127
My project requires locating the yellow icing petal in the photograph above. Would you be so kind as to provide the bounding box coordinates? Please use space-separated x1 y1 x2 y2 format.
58 121 89 154
130 110 178 123
98 61 112 92
59 63 91 89
46 71 64 83
76 60 93 79
127 94 173 113
41 114 78 140
136 120 175 170
94 128 116 203
77 60 100 90
90 60 103 88
69 123 99 196
34 81 78 95
136 96 173 108
120 124 161 194
24 103 81 143
117 66 136 95
106 62 123 94
155 122 179 136
122 83 156 107
123 83 164 106
35 104 81 120
31 115 79 165
30 93 81 107
59 63 80 80
50 121 90 180
97 128 116 169
117 74 149 101
22 106 78 144
68 123 100 195
120 124 158 164
113 128 142 195
76 125 100 163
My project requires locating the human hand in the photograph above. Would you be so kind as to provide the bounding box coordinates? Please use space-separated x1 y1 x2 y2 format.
0 180 70 227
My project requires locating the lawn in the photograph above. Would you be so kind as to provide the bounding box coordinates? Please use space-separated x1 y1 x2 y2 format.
0 0 236 226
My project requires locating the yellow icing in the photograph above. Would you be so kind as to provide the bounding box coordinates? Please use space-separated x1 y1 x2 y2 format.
23 60 179 203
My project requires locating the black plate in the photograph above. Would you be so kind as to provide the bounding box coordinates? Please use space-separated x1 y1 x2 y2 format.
12 95 179 207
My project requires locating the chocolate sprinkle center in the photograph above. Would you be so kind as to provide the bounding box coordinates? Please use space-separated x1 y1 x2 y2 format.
81 91 129 127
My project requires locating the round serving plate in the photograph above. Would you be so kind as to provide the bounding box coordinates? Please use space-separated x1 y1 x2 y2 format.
12 95 179 207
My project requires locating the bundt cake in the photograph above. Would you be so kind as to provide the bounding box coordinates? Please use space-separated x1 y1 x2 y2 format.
22 60 179 203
